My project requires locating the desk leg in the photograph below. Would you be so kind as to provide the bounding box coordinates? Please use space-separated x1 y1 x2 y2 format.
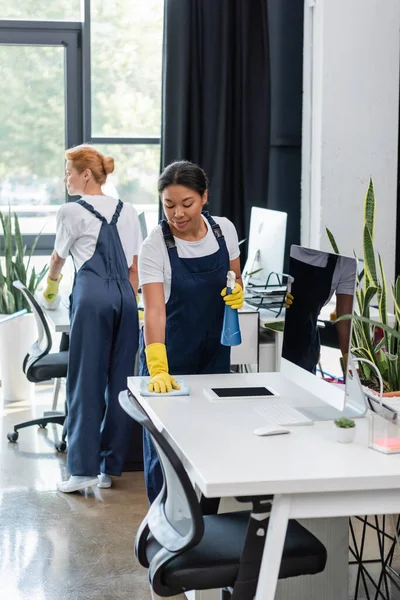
255 494 291 600
274 332 283 371
51 377 62 411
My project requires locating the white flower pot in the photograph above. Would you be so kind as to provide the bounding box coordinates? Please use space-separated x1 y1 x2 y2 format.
336 426 356 444
0 312 36 403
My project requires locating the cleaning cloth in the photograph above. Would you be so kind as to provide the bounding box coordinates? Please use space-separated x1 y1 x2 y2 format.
139 379 190 397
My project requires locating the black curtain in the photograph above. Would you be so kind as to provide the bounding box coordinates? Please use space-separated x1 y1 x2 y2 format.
161 0 270 257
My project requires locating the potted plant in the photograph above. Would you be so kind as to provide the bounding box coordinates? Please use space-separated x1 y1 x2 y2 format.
334 417 356 443
327 179 400 399
0 209 48 402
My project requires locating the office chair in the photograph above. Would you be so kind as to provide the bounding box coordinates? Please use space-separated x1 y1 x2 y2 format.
6 281 68 452
119 390 328 599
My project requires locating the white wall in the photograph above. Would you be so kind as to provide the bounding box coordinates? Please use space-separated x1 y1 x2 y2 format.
302 0 400 282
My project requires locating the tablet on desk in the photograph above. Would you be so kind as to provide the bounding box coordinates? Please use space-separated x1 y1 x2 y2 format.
203 386 279 401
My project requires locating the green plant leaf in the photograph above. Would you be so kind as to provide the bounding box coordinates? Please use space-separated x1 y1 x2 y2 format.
326 227 340 254
246 268 263 277
364 177 375 241
392 277 400 328
263 321 285 333
362 285 378 318
334 417 355 428
14 213 24 262
0 211 47 314
28 267 36 294
377 254 387 326
363 224 379 288
32 265 48 292
336 313 400 342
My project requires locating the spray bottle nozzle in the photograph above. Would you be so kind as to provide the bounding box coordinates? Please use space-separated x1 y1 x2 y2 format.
287 275 294 294
226 270 236 290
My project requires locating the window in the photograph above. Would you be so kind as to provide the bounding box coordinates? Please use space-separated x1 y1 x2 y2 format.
91 0 163 138
0 1 163 252
0 45 66 236
89 0 163 234
2 1 81 21
96 144 160 233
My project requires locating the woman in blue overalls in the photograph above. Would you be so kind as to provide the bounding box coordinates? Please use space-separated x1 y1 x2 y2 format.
42 145 140 493
138 161 244 502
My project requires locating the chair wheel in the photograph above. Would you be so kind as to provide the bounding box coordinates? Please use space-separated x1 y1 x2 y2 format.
39 423 47 429
56 441 67 453
7 432 18 442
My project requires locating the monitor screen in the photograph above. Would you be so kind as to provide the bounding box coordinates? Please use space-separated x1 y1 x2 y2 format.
281 245 358 384
243 207 287 289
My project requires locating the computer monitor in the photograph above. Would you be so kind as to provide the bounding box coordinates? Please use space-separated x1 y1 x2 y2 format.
243 207 288 288
280 245 366 419
138 211 148 240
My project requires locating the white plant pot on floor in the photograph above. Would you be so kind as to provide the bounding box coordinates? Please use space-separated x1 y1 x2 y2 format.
0 311 36 403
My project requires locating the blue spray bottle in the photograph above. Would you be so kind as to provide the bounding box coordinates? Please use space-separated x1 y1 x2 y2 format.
221 270 242 347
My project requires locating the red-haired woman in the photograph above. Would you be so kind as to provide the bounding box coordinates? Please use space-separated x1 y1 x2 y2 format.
42 144 140 493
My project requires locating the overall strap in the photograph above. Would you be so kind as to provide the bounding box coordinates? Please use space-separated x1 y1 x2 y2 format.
76 199 107 224
202 210 224 241
160 212 225 250
160 219 176 249
327 253 339 270
110 199 123 225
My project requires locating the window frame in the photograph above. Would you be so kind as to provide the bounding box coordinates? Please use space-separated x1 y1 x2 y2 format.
0 20 83 254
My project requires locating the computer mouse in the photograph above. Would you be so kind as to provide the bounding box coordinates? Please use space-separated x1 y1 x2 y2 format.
253 426 291 436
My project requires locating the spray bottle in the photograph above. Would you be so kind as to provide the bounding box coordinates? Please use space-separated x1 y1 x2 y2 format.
287 275 294 295
221 270 242 347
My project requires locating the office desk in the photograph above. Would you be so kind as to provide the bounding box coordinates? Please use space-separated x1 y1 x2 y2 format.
43 300 261 370
42 295 70 334
42 294 145 335
128 371 400 600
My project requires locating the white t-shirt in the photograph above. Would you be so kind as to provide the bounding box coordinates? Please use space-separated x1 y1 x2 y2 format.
139 215 240 303
290 246 357 304
55 195 141 272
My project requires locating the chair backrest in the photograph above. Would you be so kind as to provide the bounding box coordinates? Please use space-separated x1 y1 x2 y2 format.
119 390 204 553
13 281 52 372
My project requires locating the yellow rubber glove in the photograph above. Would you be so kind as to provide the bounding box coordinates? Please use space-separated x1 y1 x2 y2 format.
43 274 62 303
221 282 244 310
145 343 180 393
330 310 337 321
285 292 294 309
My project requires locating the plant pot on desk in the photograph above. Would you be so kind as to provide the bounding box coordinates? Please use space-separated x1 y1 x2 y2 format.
0 311 36 403
334 418 356 443
336 427 356 443
382 391 400 398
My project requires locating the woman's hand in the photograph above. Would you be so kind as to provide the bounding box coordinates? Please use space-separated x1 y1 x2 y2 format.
221 282 244 310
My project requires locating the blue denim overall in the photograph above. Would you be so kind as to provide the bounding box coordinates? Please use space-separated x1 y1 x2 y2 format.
140 211 230 501
67 199 139 476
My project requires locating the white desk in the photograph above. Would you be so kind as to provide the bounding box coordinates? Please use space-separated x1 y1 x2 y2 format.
43 300 261 370
42 294 145 335
128 371 400 600
42 295 70 334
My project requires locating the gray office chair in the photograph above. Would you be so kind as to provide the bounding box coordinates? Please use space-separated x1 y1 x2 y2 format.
119 390 327 599
6 281 68 452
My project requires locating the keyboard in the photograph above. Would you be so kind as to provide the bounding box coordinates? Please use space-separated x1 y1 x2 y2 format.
255 404 314 426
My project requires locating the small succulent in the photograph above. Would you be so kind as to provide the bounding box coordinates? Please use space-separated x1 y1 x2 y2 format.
334 417 356 429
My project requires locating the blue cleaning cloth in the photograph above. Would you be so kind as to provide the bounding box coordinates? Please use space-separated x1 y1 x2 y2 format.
139 379 190 397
